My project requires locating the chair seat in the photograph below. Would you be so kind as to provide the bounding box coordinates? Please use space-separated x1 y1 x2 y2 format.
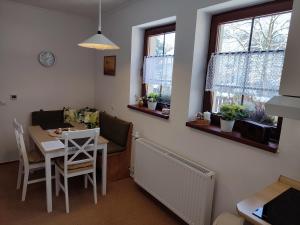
28 150 44 164
55 157 93 172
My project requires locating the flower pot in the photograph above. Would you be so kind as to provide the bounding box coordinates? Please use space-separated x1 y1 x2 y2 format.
147 101 157 111
241 120 272 144
220 119 235 132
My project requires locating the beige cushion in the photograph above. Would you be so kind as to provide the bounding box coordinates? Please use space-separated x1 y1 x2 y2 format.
213 213 244 225
28 151 44 163
55 157 93 172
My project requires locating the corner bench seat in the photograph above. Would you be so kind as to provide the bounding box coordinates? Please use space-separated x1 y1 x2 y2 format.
31 109 133 182
97 112 133 181
107 142 125 154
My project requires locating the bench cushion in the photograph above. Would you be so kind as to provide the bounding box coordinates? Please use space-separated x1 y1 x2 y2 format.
107 142 125 154
32 110 72 130
63 108 78 123
100 112 130 147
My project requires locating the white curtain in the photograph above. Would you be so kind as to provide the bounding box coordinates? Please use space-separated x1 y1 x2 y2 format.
143 56 174 86
205 51 285 98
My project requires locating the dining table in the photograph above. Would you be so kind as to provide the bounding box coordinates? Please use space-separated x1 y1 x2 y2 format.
28 122 109 213
237 175 300 225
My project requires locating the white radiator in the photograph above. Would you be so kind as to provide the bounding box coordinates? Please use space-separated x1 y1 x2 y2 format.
134 138 215 225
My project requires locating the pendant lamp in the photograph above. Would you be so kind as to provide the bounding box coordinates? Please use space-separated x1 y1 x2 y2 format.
78 0 120 50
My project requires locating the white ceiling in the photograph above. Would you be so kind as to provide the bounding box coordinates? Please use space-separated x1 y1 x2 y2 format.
9 0 136 18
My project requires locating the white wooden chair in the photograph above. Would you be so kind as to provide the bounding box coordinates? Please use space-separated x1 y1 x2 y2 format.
55 128 100 213
13 118 46 201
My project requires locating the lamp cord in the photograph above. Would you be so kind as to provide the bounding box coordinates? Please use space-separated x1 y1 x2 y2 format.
98 0 102 32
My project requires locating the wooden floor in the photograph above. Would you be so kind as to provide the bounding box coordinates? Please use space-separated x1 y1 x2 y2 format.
0 162 185 225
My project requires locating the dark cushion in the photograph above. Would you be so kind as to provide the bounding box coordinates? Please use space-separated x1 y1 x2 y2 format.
107 142 125 154
100 112 130 147
32 110 72 130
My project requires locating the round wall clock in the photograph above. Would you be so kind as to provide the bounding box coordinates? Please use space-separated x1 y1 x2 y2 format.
38 51 55 67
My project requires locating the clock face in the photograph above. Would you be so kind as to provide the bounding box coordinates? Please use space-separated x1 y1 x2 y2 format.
38 51 55 67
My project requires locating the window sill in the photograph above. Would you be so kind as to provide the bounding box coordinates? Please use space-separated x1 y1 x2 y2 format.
127 105 169 120
186 121 278 153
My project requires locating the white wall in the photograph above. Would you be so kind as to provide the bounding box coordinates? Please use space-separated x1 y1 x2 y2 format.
0 0 96 162
95 0 300 220
280 0 300 96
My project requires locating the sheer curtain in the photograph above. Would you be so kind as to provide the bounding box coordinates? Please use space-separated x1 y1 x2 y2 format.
205 50 285 98
143 56 174 86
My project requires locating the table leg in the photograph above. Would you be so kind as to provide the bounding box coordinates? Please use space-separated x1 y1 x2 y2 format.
102 145 107 195
45 155 53 213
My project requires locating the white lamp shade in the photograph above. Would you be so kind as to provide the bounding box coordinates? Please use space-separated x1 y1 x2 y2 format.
78 33 120 50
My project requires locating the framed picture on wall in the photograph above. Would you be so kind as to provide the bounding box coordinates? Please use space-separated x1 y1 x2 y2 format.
104 56 116 76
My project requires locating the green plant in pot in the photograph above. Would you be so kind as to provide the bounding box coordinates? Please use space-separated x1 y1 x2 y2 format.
249 104 276 126
147 93 159 111
219 103 248 132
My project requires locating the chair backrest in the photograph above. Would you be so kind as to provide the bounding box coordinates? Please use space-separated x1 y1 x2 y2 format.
13 119 29 166
62 128 100 173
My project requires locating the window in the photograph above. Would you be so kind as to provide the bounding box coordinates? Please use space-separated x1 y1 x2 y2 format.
204 1 293 120
186 1 294 151
207 11 292 113
142 24 176 109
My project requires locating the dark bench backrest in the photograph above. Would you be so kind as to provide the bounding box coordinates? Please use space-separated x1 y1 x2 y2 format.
99 112 131 147
32 110 65 129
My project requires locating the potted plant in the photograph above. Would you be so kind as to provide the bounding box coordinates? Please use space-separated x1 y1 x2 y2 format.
219 103 248 132
147 93 159 111
240 104 276 143
248 104 276 126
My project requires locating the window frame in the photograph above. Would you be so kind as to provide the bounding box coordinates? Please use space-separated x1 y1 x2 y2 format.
202 0 293 143
142 23 176 110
